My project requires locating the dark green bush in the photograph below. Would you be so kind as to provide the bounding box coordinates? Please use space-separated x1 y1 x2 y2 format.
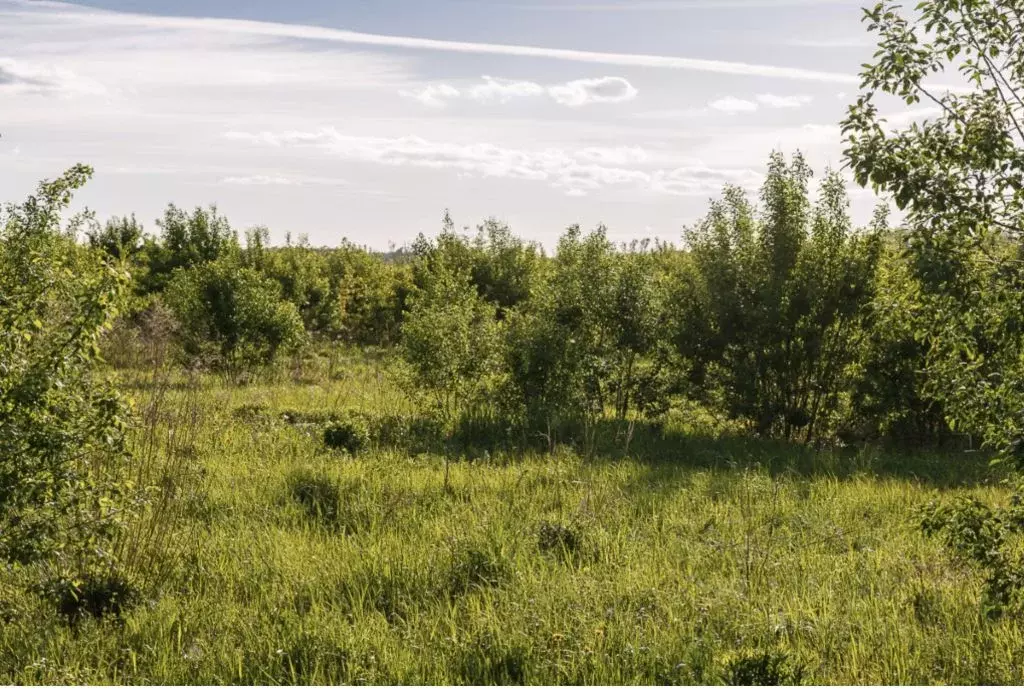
537 521 583 556
323 414 370 455
40 569 142 623
232 403 273 424
164 256 305 371
918 495 1024 617
723 650 805 686
446 543 509 597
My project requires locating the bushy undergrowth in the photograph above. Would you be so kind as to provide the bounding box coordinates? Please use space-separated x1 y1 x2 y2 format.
8 3 1024 676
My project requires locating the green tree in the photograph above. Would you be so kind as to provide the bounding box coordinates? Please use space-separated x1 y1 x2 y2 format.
87 214 144 261
841 0 1024 458
501 225 620 440
848 225 951 445
0 165 132 566
677 153 881 441
164 257 305 371
326 241 411 346
401 245 502 429
143 204 238 292
470 219 543 317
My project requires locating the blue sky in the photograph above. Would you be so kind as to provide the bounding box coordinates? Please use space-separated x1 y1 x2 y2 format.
0 0 930 248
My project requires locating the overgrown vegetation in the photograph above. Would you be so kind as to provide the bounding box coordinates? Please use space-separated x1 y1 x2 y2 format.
4 0 1024 682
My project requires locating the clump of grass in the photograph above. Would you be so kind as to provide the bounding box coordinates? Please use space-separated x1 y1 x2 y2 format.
0 580 29 625
457 629 529 684
723 649 805 686
231 403 273 424
446 542 510 597
285 469 373 535
537 520 588 561
40 569 142 623
281 408 342 428
286 469 342 526
323 414 370 456
369 414 445 454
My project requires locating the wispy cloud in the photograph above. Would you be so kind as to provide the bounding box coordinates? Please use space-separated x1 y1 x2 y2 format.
11 2 864 84
220 174 350 187
0 57 106 96
225 127 762 197
399 83 462 108
548 76 637 106
499 0 861 9
402 75 638 108
688 92 815 116
709 96 759 114
466 76 548 103
756 93 813 108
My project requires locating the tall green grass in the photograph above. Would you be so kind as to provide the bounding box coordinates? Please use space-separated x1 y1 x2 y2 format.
0 354 1020 684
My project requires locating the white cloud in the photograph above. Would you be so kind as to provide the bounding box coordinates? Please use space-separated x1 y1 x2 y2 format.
467 76 547 103
225 127 761 197
220 174 350 186
399 74 638 108
756 93 813 108
633 107 712 120
709 96 759 114
399 83 461 108
576 146 650 165
703 93 813 115
222 175 298 186
548 76 638 106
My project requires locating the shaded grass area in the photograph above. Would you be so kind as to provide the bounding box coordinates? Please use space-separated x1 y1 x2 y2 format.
0 369 1020 684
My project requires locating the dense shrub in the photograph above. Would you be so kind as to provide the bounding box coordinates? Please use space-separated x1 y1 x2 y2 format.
323 413 371 455
142 203 238 293
675 154 880 442
164 256 305 370
402 238 503 429
918 495 1024 617
722 650 805 686
40 568 141 622
847 231 950 445
286 469 342 526
0 165 133 568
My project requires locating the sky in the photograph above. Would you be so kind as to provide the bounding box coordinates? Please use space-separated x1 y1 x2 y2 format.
0 0 933 249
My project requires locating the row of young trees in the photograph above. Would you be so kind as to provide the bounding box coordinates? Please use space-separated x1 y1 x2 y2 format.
67 149 958 449
401 152 950 448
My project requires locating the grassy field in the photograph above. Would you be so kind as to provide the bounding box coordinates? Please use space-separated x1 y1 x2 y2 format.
1 352 1021 685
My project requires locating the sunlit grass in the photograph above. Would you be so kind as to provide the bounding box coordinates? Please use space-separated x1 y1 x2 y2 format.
1 356 1021 684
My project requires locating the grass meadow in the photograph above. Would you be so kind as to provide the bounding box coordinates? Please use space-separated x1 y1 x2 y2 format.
1 351 1021 685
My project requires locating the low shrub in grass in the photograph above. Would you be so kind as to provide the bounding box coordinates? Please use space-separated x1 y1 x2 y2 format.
722 649 805 686
323 413 371 455
39 568 142 623
285 469 373 535
287 469 342 526
369 413 445 454
446 542 510 597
